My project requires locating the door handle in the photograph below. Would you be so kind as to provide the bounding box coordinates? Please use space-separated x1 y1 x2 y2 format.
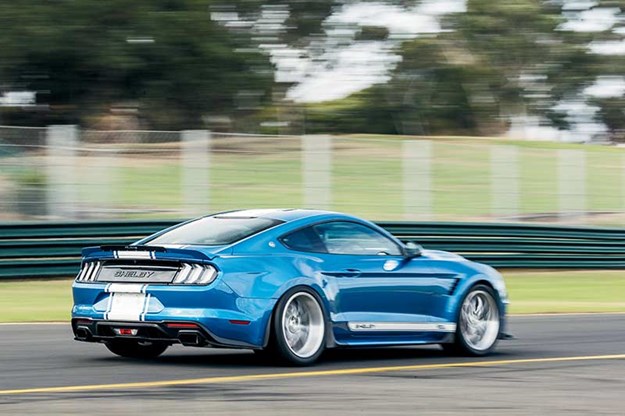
322 269 361 278
341 268 361 278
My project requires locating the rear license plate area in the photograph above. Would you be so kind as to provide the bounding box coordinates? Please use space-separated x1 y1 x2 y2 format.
106 293 147 321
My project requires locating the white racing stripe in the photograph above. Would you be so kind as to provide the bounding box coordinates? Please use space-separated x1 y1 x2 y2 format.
105 284 146 294
103 293 114 320
348 322 457 332
140 294 152 321
106 293 149 321
104 284 149 321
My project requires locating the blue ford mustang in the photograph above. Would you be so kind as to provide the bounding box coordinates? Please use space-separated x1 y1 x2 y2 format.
72 209 509 365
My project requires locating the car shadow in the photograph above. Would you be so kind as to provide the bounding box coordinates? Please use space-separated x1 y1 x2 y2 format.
95 345 511 369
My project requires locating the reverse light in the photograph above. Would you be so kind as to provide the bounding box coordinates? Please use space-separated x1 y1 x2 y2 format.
174 264 218 285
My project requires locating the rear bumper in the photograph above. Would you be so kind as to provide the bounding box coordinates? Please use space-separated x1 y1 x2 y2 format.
72 281 277 348
71 318 258 349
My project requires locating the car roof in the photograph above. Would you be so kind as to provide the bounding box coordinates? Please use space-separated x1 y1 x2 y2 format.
214 208 341 222
210 208 404 252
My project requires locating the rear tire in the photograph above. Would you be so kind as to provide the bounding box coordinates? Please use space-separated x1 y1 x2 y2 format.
105 340 168 359
271 288 327 366
443 284 501 356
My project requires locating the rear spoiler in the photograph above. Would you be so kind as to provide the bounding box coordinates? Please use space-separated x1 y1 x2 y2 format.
100 245 167 252
81 245 216 261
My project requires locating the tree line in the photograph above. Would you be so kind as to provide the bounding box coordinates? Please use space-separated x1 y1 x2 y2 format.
1 0 624 140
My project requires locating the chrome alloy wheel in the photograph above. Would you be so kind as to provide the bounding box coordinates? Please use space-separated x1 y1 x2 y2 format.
281 292 325 359
459 289 500 352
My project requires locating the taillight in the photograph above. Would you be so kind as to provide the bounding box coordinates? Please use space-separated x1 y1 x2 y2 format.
173 264 218 285
229 320 251 325
165 322 200 329
75 261 102 282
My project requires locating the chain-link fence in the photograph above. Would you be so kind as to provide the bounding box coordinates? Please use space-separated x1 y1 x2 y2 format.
1 125 624 224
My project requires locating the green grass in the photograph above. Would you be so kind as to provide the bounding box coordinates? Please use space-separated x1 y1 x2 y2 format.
2 271 625 322
504 270 625 314
0 279 72 322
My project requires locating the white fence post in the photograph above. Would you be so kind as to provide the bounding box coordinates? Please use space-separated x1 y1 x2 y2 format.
97 148 117 215
302 135 332 210
82 145 117 216
623 155 625 213
558 149 586 221
402 140 432 220
181 130 211 216
491 145 520 219
46 125 78 219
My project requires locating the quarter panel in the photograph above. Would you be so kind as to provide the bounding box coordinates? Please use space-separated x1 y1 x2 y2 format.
215 254 328 299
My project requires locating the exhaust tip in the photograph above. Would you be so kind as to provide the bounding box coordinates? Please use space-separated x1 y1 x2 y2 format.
75 326 93 341
178 330 206 347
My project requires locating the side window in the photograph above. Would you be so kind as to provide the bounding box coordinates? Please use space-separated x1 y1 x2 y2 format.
281 226 328 253
313 222 402 256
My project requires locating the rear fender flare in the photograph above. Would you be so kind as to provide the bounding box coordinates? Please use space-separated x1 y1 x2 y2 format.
262 284 336 349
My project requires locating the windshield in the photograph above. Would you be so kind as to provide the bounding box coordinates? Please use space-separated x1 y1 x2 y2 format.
145 216 283 246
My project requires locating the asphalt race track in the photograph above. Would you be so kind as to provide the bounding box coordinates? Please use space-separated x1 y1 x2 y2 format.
1 314 624 415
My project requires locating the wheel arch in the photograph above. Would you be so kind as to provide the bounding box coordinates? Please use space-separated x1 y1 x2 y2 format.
261 284 337 349
450 278 507 340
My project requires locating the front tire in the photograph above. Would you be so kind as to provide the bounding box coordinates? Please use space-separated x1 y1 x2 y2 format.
105 340 168 359
443 284 501 356
271 288 326 366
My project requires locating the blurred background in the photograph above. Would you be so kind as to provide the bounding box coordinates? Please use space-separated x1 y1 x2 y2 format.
2 0 625 224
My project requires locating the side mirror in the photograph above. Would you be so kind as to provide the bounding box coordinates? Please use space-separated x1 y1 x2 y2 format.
404 241 423 259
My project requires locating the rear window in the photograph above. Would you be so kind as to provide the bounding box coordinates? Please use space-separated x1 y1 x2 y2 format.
145 216 283 246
